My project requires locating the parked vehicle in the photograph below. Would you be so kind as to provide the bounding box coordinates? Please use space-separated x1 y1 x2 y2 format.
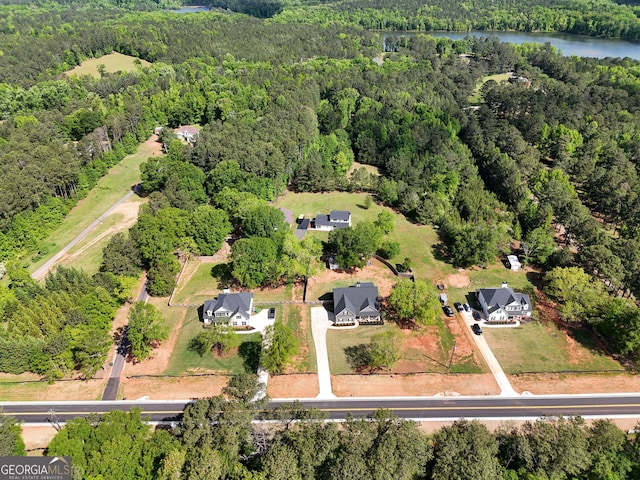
454 302 464 312
471 323 483 335
463 303 471 312
268 308 276 319
439 293 448 305
443 305 454 317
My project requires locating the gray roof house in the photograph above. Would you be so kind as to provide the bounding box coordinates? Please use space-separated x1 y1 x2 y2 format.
333 282 382 326
476 283 532 322
202 292 253 326
313 210 351 231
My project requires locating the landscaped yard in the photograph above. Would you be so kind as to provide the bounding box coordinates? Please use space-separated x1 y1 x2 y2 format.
164 308 262 375
65 52 151 78
469 72 512 104
484 321 622 374
173 261 224 305
327 323 395 375
274 191 456 280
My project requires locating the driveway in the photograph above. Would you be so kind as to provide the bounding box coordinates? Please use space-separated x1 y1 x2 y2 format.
311 306 335 399
460 310 518 397
240 308 276 400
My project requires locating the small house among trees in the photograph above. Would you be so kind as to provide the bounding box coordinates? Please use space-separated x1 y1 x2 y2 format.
333 282 382 326
203 292 254 326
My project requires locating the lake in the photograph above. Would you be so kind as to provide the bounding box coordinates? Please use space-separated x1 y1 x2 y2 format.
383 30 640 60
168 6 210 13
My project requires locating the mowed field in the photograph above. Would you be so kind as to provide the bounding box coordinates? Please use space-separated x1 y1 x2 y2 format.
65 52 151 78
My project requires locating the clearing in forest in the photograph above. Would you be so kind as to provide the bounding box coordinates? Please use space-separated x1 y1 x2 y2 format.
65 52 151 78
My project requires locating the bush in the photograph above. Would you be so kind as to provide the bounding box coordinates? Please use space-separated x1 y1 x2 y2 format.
377 241 400 259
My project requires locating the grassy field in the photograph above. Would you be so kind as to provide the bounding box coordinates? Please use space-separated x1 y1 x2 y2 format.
66 52 151 78
348 161 381 177
165 307 262 375
469 72 512 103
484 321 622 374
28 141 156 275
280 304 317 373
173 262 223 305
274 191 456 280
327 323 395 374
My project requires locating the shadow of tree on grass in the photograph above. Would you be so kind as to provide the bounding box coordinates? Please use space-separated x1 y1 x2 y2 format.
344 344 371 372
238 340 261 373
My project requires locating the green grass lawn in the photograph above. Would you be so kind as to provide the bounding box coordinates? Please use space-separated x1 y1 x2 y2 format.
327 323 395 374
173 262 222 305
469 72 512 103
484 321 622 374
165 307 262 375
66 52 151 78
28 141 155 275
0 381 48 401
274 191 455 280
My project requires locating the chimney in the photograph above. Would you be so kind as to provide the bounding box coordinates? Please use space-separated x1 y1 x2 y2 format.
501 282 508 289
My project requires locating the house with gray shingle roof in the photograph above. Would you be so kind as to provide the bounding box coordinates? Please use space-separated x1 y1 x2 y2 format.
203 292 253 326
476 283 532 322
312 210 351 231
333 282 381 326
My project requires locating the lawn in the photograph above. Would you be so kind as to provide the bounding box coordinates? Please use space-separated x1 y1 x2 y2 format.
274 191 456 280
173 261 223 305
327 323 395 374
0 380 48 401
65 52 151 78
484 321 622 374
165 307 262 375
28 140 155 275
469 72 512 103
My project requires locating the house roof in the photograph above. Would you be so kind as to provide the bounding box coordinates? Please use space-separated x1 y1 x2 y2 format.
330 210 351 221
334 282 380 317
477 287 531 314
204 292 253 319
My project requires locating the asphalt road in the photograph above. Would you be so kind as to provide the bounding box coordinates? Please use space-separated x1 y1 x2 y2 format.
4 395 640 424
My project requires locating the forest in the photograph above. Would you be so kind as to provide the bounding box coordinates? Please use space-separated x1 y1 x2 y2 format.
4 374 640 479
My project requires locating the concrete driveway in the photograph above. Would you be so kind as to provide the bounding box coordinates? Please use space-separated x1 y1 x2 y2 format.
460 310 518 397
241 308 276 400
311 306 335 399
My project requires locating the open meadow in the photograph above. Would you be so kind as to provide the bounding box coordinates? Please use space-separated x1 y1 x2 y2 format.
65 52 151 78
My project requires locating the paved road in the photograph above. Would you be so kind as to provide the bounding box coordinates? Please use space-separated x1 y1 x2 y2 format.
310 307 335 399
4 395 640 424
102 278 148 401
460 310 518 396
32 190 136 280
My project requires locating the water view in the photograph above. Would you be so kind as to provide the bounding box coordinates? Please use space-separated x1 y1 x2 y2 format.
384 30 640 60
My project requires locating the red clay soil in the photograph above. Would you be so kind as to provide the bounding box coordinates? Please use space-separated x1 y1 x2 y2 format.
267 374 320 398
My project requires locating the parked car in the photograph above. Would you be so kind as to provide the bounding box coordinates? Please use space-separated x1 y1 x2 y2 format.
443 305 454 317
472 311 481 320
463 303 471 312
268 308 276 319
471 323 483 335
454 302 464 312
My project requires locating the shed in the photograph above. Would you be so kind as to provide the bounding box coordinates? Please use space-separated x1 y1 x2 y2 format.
507 255 522 271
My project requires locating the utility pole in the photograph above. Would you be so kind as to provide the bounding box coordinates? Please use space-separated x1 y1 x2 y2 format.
447 341 457 372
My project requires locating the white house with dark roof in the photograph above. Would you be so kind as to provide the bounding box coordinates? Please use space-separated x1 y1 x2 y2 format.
333 282 381 326
476 283 532 322
202 292 254 326
312 210 351 231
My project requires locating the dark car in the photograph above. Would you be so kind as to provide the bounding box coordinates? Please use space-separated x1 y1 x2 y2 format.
463 303 471 312
471 323 483 335
454 302 464 312
472 311 481 320
443 306 454 317
268 308 276 319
